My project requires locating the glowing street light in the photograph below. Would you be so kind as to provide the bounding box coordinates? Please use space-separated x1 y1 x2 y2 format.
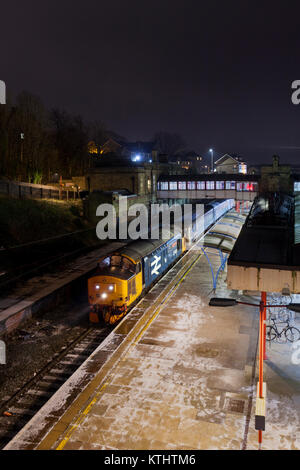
209 148 214 173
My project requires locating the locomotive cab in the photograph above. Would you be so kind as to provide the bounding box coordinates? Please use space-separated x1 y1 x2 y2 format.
88 254 143 325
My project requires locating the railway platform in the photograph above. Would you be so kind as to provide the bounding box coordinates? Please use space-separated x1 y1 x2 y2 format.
4 211 300 451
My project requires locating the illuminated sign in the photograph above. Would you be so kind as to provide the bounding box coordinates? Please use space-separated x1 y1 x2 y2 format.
239 163 247 175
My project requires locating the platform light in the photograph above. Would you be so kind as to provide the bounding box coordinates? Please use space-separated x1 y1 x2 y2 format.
288 304 300 313
209 298 238 307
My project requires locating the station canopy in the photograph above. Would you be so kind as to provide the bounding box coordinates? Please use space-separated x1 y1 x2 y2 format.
199 211 247 291
201 213 247 254
228 193 300 294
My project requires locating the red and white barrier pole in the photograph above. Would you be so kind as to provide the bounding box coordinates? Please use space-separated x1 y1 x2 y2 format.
256 292 267 450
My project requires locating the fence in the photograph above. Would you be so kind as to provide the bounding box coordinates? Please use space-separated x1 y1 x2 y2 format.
0 180 80 201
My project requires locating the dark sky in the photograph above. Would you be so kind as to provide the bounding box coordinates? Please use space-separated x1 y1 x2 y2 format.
2 0 300 164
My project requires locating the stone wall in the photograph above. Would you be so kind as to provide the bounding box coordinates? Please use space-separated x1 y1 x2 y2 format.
260 156 293 194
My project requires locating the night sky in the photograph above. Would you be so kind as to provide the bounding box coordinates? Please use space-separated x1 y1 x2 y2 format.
2 0 300 164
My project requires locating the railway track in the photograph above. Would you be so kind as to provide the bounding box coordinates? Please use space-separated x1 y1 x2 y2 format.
0 325 111 449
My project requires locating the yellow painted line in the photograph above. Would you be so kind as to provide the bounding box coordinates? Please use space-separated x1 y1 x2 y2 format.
55 251 203 451
56 382 109 450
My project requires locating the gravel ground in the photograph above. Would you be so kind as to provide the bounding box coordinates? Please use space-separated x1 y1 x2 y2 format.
0 299 90 404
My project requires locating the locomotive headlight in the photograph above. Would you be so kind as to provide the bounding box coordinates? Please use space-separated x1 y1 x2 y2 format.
95 285 100 290
101 293 108 300
108 285 114 292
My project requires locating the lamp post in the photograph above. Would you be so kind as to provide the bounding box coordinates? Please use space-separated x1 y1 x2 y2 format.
209 148 214 174
18 132 25 182
209 295 300 450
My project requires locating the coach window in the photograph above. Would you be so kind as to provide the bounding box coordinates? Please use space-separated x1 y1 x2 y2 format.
216 181 225 190
160 182 168 190
237 183 244 192
169 182 178 191
206 181 215 190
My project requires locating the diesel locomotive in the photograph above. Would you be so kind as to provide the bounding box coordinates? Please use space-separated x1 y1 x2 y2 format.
88 199 234 325
88 233 186 325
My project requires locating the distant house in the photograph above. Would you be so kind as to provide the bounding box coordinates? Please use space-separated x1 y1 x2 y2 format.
180 151 202 171
215 154 247 174
100 138 124 156
170 150 204 174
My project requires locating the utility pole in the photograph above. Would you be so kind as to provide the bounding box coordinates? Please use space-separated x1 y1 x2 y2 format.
20 132 25 181
20 132 24 163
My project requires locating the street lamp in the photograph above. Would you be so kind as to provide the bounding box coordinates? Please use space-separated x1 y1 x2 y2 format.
20 132 24 163
209 296 300 450
209 148 214 173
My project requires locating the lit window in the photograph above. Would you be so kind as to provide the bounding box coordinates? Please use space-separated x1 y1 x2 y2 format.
295 183 300 192
245 182 257 192
239 163 248 175
216 181 225 190
206 181 215 190
187 182 196 190
197 182 205 190
226 181 236 190
169 182 178 191
178 182 187 190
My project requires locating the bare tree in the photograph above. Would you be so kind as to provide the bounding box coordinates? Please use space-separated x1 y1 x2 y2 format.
153 131 187 157
89 120 108 153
